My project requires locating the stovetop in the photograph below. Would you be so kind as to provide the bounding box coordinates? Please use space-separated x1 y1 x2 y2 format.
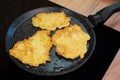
0 0 120 79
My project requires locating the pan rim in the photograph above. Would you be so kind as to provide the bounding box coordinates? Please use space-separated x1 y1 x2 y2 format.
5 6 96 76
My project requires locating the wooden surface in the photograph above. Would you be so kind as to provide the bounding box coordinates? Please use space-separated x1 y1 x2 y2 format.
49 0 120 32
102 49 120 80
49 0 120 79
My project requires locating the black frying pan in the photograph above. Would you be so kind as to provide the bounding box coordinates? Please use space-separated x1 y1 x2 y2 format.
5 2 120 76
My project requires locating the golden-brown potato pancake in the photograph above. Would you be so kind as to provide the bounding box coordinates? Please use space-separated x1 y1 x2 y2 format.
52 24 90 59
9 30 52 67
31 11 71 31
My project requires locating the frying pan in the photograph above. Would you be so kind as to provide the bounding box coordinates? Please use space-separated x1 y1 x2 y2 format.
5 2 120 76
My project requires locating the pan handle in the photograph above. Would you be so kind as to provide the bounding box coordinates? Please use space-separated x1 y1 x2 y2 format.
88 2 120 26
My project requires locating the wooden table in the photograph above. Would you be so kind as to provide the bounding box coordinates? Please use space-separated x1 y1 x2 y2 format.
49 0 120 79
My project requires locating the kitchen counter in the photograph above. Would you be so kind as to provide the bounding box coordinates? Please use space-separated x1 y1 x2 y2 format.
50 0 120 32
0 0 120 79
49 0 120 80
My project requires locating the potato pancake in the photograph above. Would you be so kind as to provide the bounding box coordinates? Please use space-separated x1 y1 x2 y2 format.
52 24 90 59
32 11 71 31
9 30 52 67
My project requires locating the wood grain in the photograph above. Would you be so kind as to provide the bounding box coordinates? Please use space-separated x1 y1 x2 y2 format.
49 0 120 79
102 49 120 80
49 0 120 32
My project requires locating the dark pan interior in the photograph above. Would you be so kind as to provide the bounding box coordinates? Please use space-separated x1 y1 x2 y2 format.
5 7 96 76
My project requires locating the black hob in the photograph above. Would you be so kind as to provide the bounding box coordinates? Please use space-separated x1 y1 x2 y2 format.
0 0 120 79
